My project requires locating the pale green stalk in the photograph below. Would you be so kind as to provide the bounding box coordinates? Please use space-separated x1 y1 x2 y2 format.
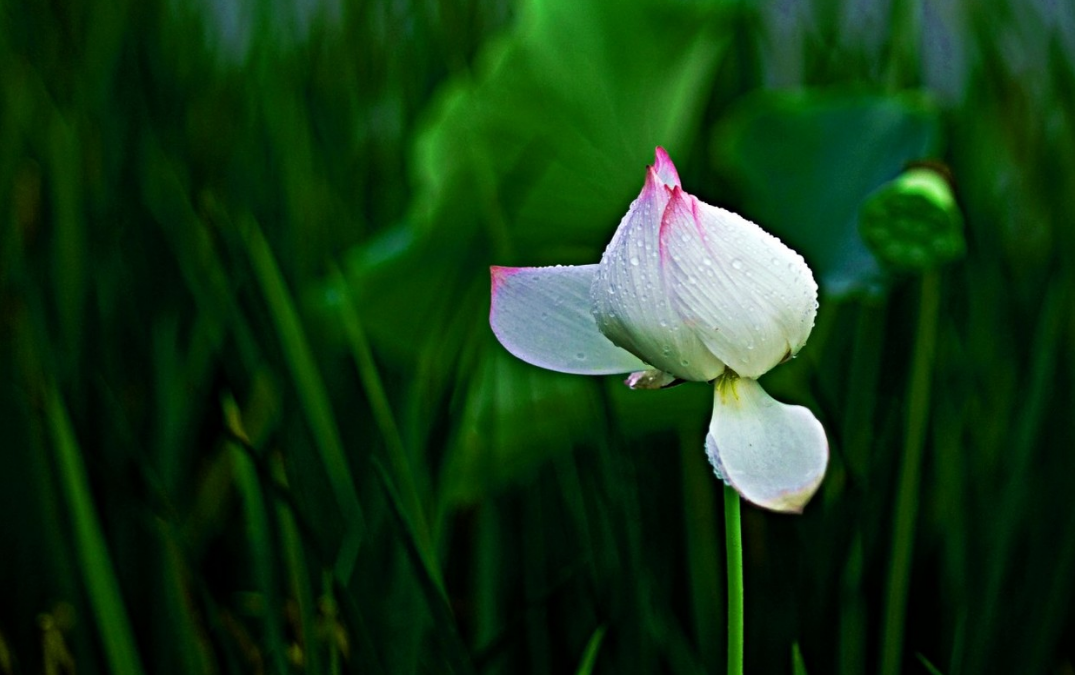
724 484 744 675
880 270 941 675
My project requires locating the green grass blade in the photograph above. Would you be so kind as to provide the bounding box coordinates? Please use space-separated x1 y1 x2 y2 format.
371 459 472 673
680 431 723 671
271 450 323 675
792 642 809 675
224 394 290 675
575 626 607 675
239 214 366 581
46 111 85 362
329 264 433 553
46 386 146 675
880 270 942 675
971 280 1067 670
916 652 945 675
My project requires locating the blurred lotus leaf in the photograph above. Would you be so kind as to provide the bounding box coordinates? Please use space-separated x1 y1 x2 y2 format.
342 0 735 360
329 0 737 499
440 348 602 505
710 89 944 296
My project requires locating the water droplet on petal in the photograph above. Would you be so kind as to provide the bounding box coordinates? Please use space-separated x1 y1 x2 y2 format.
732 259 743 270
630 256 639 266
576 352 586 361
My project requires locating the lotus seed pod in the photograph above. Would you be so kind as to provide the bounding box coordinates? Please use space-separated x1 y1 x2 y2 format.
858 166 965 271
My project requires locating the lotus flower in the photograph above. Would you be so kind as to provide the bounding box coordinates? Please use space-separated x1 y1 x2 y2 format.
489 148 827 512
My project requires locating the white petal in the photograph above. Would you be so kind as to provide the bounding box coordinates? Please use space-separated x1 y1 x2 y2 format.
490 265 648 375
660 191 818 379
591 165 725 382
705 377 827 513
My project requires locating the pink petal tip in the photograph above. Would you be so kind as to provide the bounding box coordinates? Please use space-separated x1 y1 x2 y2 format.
652 147 681 188
490 265 521 294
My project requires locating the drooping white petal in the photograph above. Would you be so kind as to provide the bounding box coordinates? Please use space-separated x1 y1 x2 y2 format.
660 190 818 379
705 377 827 513
591 160 725 382
490 265 648 375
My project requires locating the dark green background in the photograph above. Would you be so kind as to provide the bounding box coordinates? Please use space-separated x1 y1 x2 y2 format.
1 0 1073 673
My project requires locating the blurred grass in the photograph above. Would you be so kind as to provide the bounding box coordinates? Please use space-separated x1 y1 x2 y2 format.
2 0 1075 674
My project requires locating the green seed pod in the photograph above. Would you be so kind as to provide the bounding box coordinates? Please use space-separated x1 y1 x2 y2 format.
858 166 965 272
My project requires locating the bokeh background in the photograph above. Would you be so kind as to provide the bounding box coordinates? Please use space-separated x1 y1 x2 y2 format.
2 0 1074 673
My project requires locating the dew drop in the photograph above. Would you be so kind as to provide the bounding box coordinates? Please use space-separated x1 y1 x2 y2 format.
630 256 640 266
680 358 690 367
731 259 743 270
575 352 587 361
703 257 713 266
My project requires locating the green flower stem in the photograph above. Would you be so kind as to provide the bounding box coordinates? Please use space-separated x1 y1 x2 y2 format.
724 483 744 675
880 270 941 675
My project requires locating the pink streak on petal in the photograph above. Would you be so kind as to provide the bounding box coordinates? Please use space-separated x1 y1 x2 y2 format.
658 186 694 261
653 147 681 188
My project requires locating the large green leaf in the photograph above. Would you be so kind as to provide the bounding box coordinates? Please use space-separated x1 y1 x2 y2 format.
330 0 738 502
710 89 944 295
345 0 735 360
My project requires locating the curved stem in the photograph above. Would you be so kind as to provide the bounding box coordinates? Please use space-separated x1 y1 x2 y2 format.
879 270 941 675
724 484 744 675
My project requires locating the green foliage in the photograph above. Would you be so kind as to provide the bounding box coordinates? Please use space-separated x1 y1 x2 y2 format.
792 642 809 675
710 89 943 294
2 0 1075 674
